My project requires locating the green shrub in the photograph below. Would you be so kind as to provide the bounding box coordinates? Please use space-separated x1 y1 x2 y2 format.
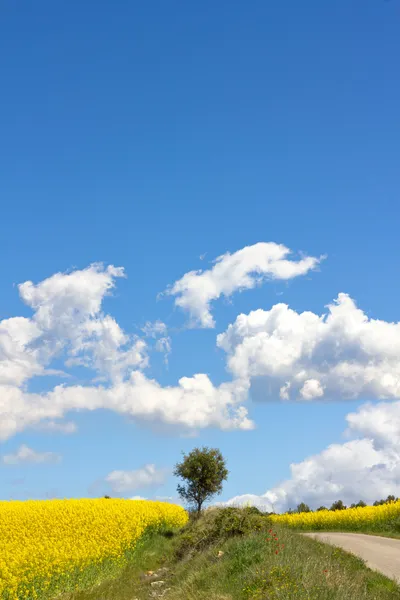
242 506 263 516
174 507 272 560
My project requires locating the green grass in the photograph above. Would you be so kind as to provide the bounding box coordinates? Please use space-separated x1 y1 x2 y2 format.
58 507 400 600
54 524 180 600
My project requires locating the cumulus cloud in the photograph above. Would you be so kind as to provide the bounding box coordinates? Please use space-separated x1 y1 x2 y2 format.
218 293 400 402
1 444 61 465
106 464 166 493
165 242 323 328
220 400 400 513
300 379 324 401
66 318 148 383
344 401 400 450
0 373 253 442
0 317 44 385
0 264 255 439
0 264 147 387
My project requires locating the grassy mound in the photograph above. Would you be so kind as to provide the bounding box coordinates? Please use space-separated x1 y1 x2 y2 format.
174 506 271 559
61 506 400 600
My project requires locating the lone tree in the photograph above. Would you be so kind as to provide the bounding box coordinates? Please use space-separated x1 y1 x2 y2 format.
174 447 228 514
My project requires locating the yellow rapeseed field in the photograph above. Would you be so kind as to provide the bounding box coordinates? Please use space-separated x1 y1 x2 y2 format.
270 500 400 531
0 498 188 600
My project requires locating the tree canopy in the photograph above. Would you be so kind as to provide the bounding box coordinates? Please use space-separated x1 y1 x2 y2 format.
173 446 228 514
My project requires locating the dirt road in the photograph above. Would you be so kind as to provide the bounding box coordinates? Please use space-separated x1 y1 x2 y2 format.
302 532 400 583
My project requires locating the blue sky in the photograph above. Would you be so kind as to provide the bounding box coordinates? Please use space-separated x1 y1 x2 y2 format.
1 0 400 510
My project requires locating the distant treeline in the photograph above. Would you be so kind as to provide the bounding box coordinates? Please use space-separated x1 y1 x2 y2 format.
285 494 399 515
101 493 400 515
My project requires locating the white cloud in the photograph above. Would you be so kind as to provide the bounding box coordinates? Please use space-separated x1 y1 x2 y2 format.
344 401 400 450
1 444 61 465
66 318 148 383
155 336 172 365
2 264 255 440
106 464 166 493
218 293 400 401
0 372 253 442
0 317 44 386
279 382 291 400
0 264 148 387
300 379 324 400
142 320 168 338
165 242 323 328
221 400 400 513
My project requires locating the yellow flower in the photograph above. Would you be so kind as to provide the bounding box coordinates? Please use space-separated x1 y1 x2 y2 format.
0 498 187 597
270 499 400 531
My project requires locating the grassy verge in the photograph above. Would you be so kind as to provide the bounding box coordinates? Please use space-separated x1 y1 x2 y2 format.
57 525 178 600
59 507 400 600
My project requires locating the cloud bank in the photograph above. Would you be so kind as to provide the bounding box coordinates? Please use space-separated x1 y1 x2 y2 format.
221 400 400 512
3 245 400 519
0 263 253 441
0 373 254 442
218 293 400 402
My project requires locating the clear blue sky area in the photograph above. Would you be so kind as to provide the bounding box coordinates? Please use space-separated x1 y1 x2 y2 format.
0 0 399 507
